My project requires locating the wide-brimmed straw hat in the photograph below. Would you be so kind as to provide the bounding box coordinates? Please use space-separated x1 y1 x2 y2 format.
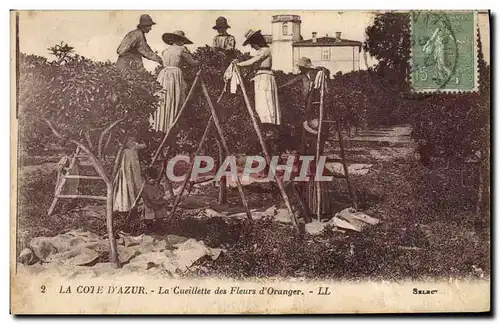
303 119 320 135
296 57 314 69
162 30 194 45
213 16 231 30
138 14 156 27
242 29 262 46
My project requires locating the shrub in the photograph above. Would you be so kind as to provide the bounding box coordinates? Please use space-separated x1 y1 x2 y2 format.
145 46 308 157
363 12 490 216
18 46 161 266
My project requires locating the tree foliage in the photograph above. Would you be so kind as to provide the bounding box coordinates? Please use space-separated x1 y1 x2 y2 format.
145 46 305 158
21 55 159 139
18 44 163 266
364 12 411 92
19 49 161 164
363 12 490 166
48 41 75 64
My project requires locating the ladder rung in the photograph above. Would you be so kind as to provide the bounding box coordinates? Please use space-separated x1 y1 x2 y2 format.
56 195 107 201
64 175 103 180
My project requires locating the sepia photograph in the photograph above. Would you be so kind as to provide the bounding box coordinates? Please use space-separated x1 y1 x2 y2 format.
10 9 491 314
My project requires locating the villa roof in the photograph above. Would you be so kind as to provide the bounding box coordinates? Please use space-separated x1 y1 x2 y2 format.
293 37 362 47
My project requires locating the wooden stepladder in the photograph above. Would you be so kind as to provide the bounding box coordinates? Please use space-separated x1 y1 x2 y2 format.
126 66 302 232
127 69 253 223
168 74 254 221
47 146 107 216
311 71 359 220
231 63 302 231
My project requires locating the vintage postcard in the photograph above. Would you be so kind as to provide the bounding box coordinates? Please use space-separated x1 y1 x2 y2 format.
10 10 491 314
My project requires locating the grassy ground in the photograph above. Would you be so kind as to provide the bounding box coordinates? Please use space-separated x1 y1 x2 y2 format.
16 149 490 280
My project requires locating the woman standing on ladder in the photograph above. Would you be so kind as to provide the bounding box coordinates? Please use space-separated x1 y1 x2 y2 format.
279 57 331 154
153 30 200 134
233 29 281 126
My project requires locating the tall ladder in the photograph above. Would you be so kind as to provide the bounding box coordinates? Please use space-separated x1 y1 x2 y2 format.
310 71 358 220
126 67 303 232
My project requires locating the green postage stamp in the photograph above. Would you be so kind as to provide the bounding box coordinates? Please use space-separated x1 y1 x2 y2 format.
411 11 478 92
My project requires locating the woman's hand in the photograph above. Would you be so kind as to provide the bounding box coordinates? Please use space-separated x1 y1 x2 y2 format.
232 59 239 66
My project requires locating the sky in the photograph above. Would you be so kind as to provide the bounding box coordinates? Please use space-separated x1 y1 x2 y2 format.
18 10 490 72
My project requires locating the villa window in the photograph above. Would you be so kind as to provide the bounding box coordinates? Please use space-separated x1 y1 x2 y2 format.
282 23 288 36
322 48 330 61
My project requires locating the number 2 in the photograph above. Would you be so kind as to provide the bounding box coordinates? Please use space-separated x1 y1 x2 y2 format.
40 285 46 293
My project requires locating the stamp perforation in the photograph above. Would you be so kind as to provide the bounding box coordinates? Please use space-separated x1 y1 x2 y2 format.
410 10 480 94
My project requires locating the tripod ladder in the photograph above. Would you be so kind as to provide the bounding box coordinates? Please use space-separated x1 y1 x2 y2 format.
311 71 358 220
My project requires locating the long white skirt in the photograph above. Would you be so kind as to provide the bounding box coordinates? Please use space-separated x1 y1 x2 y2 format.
153 67 187 133
252 71 281 125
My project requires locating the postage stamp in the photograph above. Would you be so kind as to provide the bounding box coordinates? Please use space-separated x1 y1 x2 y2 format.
10 10 491 315
410 11 478 92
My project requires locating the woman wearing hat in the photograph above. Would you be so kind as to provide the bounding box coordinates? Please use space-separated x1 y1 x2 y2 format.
212 17 236 50
116 14 163 74
279 57 318 100
280 58 335 217
153 31 200 134
279 57 331 153
233 29 281 125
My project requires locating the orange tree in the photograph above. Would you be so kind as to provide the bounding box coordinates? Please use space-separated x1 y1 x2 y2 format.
18 45 160 267
145 46 306 159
